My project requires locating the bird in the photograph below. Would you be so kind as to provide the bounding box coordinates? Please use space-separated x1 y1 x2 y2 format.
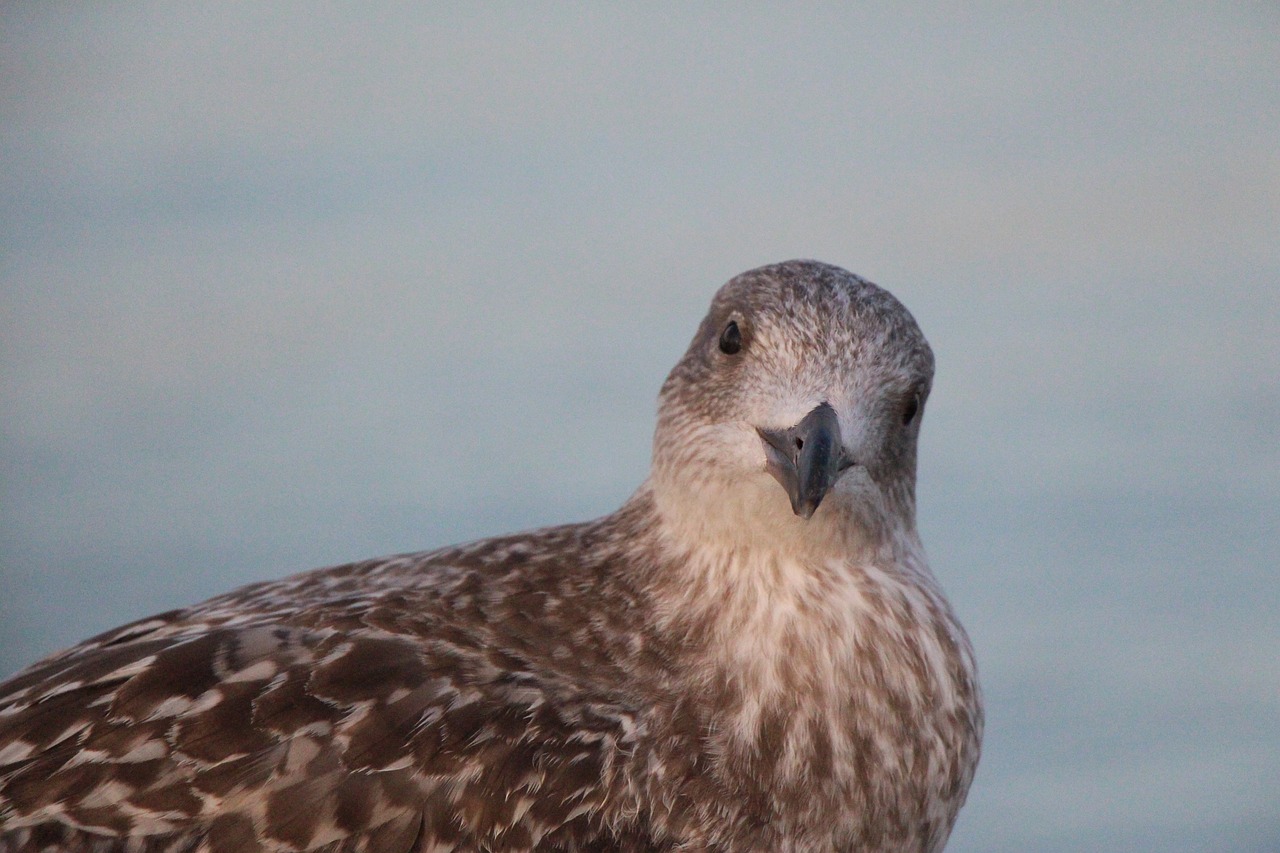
0 260 981 852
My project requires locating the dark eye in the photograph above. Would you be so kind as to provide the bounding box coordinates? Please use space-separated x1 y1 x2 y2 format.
902 392 920 426
718 321 742 355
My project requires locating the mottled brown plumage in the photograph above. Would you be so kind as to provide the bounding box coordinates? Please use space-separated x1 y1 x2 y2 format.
0 261 981 852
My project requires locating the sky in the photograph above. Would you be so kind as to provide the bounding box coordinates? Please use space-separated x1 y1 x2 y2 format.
1 5 1277 851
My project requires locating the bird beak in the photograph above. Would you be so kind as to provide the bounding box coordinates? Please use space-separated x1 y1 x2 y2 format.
756 402 856 520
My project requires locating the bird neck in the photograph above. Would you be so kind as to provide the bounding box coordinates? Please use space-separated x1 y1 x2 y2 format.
615 480 934 648
614 485 956 767
637 469 919 569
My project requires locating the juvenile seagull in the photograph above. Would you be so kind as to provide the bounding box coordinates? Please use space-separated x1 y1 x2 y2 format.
0 261 981 852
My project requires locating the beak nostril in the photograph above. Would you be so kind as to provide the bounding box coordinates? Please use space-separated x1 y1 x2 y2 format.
795 437 804 450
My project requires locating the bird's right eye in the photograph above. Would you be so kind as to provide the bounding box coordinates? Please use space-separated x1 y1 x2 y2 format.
902 391 921 426
718 321 742 355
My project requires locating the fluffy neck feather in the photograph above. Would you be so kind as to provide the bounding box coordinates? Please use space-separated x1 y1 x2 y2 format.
613 480 975 851
643 455 921 571
622 474 943 684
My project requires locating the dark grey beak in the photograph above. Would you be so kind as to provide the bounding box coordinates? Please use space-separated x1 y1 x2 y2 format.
756 402 856 519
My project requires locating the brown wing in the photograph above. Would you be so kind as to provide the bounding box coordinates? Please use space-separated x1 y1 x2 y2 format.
0 609 645 852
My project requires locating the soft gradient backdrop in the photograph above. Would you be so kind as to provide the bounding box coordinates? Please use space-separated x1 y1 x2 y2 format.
2 5 1277 851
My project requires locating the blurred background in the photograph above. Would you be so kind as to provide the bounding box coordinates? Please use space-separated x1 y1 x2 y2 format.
1 5 1276 850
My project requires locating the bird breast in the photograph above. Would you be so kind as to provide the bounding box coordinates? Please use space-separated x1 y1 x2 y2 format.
647 547 981 850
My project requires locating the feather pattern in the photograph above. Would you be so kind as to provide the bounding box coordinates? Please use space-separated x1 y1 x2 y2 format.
0 261 981 852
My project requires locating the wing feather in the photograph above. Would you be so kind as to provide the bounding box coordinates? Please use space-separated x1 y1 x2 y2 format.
0 583 644 852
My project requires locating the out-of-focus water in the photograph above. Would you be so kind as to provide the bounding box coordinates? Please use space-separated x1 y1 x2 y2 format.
2 6 1276 850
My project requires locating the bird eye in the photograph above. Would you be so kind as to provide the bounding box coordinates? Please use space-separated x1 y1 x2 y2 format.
718 321 742 355
902 392 920 426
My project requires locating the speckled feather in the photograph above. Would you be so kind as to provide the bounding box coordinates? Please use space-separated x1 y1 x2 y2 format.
0 261 981 852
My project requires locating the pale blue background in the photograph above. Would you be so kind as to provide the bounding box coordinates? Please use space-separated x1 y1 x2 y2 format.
2 6 1277 851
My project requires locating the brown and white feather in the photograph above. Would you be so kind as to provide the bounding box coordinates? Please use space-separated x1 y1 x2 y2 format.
0 261 981 852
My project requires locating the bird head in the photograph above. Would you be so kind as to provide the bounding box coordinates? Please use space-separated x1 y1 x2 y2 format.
649 260 935 557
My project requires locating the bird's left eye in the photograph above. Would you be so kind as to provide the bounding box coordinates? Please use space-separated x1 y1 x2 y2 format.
718 321 742 355
902 392 920 426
